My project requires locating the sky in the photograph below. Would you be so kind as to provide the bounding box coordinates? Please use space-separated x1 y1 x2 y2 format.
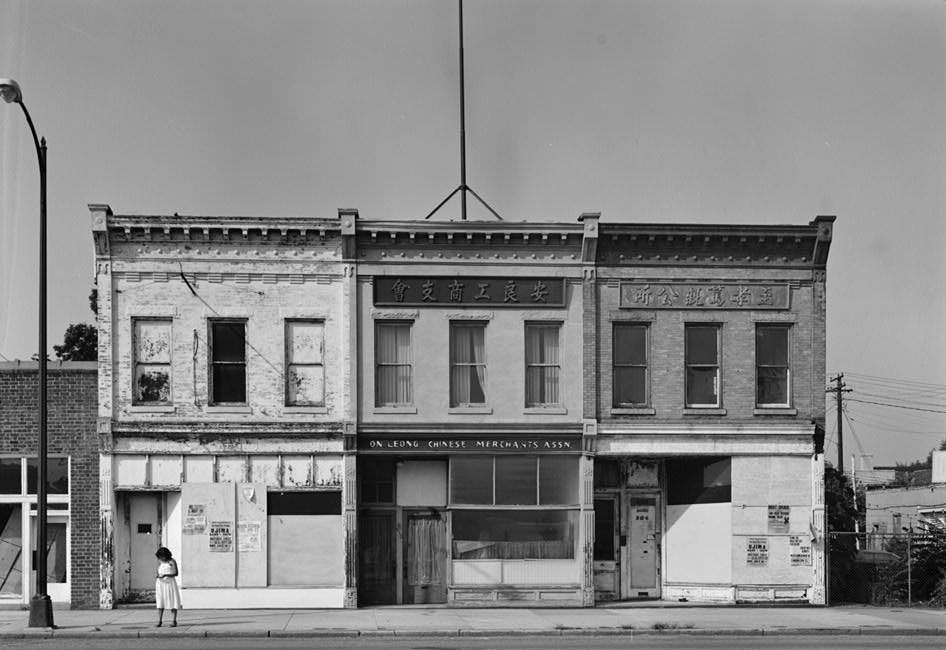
1 0 944 466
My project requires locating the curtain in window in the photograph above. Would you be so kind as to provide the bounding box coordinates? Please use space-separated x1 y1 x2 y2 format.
526 326 559 405
377 324 412 404
450 325 485 405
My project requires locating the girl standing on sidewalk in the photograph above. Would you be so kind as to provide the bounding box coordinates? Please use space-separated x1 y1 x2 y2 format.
154 547 182 627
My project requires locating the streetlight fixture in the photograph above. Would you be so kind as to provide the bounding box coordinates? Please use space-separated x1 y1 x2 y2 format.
1 77 54 628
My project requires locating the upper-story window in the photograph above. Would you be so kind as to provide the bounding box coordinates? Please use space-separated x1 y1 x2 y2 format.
450 322 486 407
375 321 413 406
613 323 648 407
525 323 561 407
285 320 324 406
685 324 720 407
133 318 172 404
756 324 791 407
210 320 247 404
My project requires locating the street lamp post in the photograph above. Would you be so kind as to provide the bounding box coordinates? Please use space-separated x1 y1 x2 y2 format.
1 77 54 628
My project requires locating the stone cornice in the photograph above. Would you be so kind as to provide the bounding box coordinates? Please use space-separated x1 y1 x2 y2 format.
357 422 582 435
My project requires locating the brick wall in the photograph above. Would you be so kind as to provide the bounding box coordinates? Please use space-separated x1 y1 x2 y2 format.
0 362 99 608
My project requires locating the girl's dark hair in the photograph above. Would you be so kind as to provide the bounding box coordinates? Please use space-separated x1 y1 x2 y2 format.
155 547 172 561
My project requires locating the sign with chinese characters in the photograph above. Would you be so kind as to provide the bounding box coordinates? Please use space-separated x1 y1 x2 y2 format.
746 537 769 566
789 535 812 566
620 282 789 310
374 277 565 307
208 521 233 553
182 504 207 535
768 505 791 534
359 434 581 454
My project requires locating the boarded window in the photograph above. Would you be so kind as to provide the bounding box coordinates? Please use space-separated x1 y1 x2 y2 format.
133 319 172 404
286 320 325 406
210 320 246 404
525 323 561 406
756 325 790 406
613 323 648 407
450 322 486 406
685 325 720 407
375 322 413 406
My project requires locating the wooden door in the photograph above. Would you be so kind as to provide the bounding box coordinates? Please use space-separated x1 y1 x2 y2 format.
358 511 396 605
403 511 446 604
129 494 161 598
593 496 620 601
624 493 660 598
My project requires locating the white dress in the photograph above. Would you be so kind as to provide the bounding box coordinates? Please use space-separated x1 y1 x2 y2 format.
155 560 182 610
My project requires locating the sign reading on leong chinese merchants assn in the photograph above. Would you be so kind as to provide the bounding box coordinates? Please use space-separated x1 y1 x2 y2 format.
359 435 581 453
374 277 565 307
621 282 790 309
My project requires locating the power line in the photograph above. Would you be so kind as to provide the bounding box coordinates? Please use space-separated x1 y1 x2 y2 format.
846 398 946 414
845 372 946 390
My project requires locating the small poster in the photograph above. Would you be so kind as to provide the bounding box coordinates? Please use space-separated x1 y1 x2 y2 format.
238 521 262 552
768 505 790 534
209 521 233 552
183 504 207 535
790 535 812 566
747 537 769 566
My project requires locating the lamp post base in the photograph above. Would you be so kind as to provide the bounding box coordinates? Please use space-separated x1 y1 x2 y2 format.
28 594 54 628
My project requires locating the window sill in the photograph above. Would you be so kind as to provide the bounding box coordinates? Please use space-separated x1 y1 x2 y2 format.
683 407 727 416
448 406 493 415
523 406 568 415
284 406 329 414
128 405 176 413
373 406 418 414
206 405 252 414
610 407 656 416
753 407 797 416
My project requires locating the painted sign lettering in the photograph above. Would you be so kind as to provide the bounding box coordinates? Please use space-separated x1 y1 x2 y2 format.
621 282 789 310
374 277 565 307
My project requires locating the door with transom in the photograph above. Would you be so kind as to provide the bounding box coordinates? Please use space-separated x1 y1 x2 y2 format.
621 492 660 599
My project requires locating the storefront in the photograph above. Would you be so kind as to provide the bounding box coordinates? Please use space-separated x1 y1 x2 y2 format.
357 432 589 606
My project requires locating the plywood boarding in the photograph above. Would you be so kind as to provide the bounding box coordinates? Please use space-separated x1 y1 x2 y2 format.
181 482 235 588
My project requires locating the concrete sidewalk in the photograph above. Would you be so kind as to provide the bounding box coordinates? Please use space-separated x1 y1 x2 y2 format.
0 604 944 639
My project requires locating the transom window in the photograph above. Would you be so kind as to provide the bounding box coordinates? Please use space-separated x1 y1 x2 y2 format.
685 324 720 407
525 323 561 407
450 322 486 407
613 323 648 407
210 320 247 404
756 324 791 406
375 322 413 406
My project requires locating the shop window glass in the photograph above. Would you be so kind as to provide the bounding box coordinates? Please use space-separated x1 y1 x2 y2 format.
666 457 731 505
26 457 68 495
539 457 579 505
0 458 20 494
452 510 576 559
0 505 23 594
43 520 67 583
495 457 537 505
593 499 616 561
360 460 396 504
210 320 246 404
133 318 172 404
685 325 720 407
525 323 560 406
450 322 486 406
285 320 325 406
756 325 790 406
613 323 648 406
375 322 413 406
594 459 621 489
450 457 493 505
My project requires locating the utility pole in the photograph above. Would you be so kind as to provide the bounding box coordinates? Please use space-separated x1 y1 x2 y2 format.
827 374 852 475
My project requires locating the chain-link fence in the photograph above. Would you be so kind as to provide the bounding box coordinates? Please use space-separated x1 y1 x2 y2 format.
827 527 946 606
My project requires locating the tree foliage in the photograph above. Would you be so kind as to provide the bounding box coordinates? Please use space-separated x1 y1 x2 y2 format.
53 323 97 361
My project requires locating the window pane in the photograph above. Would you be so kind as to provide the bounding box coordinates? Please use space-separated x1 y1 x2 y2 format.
451 457 493 504
212 322 245 362
526 325 559 364
594 499 615 561
451 365 486 406
495 456 537 505
452 510 576 559
0 459 21 494
450 324 484 364
376 365 412 405
686 367 718 405
614 325 646 365
212 364 246 403
686 326 718 365
360 460 396 504
134 320 171 363
287 321 323 364
0 505 22 594
757 326 788 365
377 323 411 364
539 457 579 505
287 365 324 405
135 365 170 403
526 366 559 406
26 458 68 495
757 367 789 405
614 367 646 406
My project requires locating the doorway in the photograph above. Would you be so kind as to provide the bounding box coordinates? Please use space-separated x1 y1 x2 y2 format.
593 495 620 601
622 492 660 599
402 510 446 604
358 510 396 605
128 494 161 600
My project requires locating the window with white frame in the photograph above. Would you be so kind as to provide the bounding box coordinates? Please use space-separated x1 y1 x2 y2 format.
210 320 247 404
133 318 172 404
375 321 413 406
685 324 720 407
285 320 325 406
613 323 648 407
450 322 486 407
525 323 561 407
756 324 791 407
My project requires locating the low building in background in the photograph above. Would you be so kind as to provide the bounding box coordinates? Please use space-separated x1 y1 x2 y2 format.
866 450 946 535
0 361 99 609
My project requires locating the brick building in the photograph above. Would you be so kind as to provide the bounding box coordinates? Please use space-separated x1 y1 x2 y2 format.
91 204 833 608
0 361 99 608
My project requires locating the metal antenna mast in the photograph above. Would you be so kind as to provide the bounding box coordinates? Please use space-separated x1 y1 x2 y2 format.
425 0 502 221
